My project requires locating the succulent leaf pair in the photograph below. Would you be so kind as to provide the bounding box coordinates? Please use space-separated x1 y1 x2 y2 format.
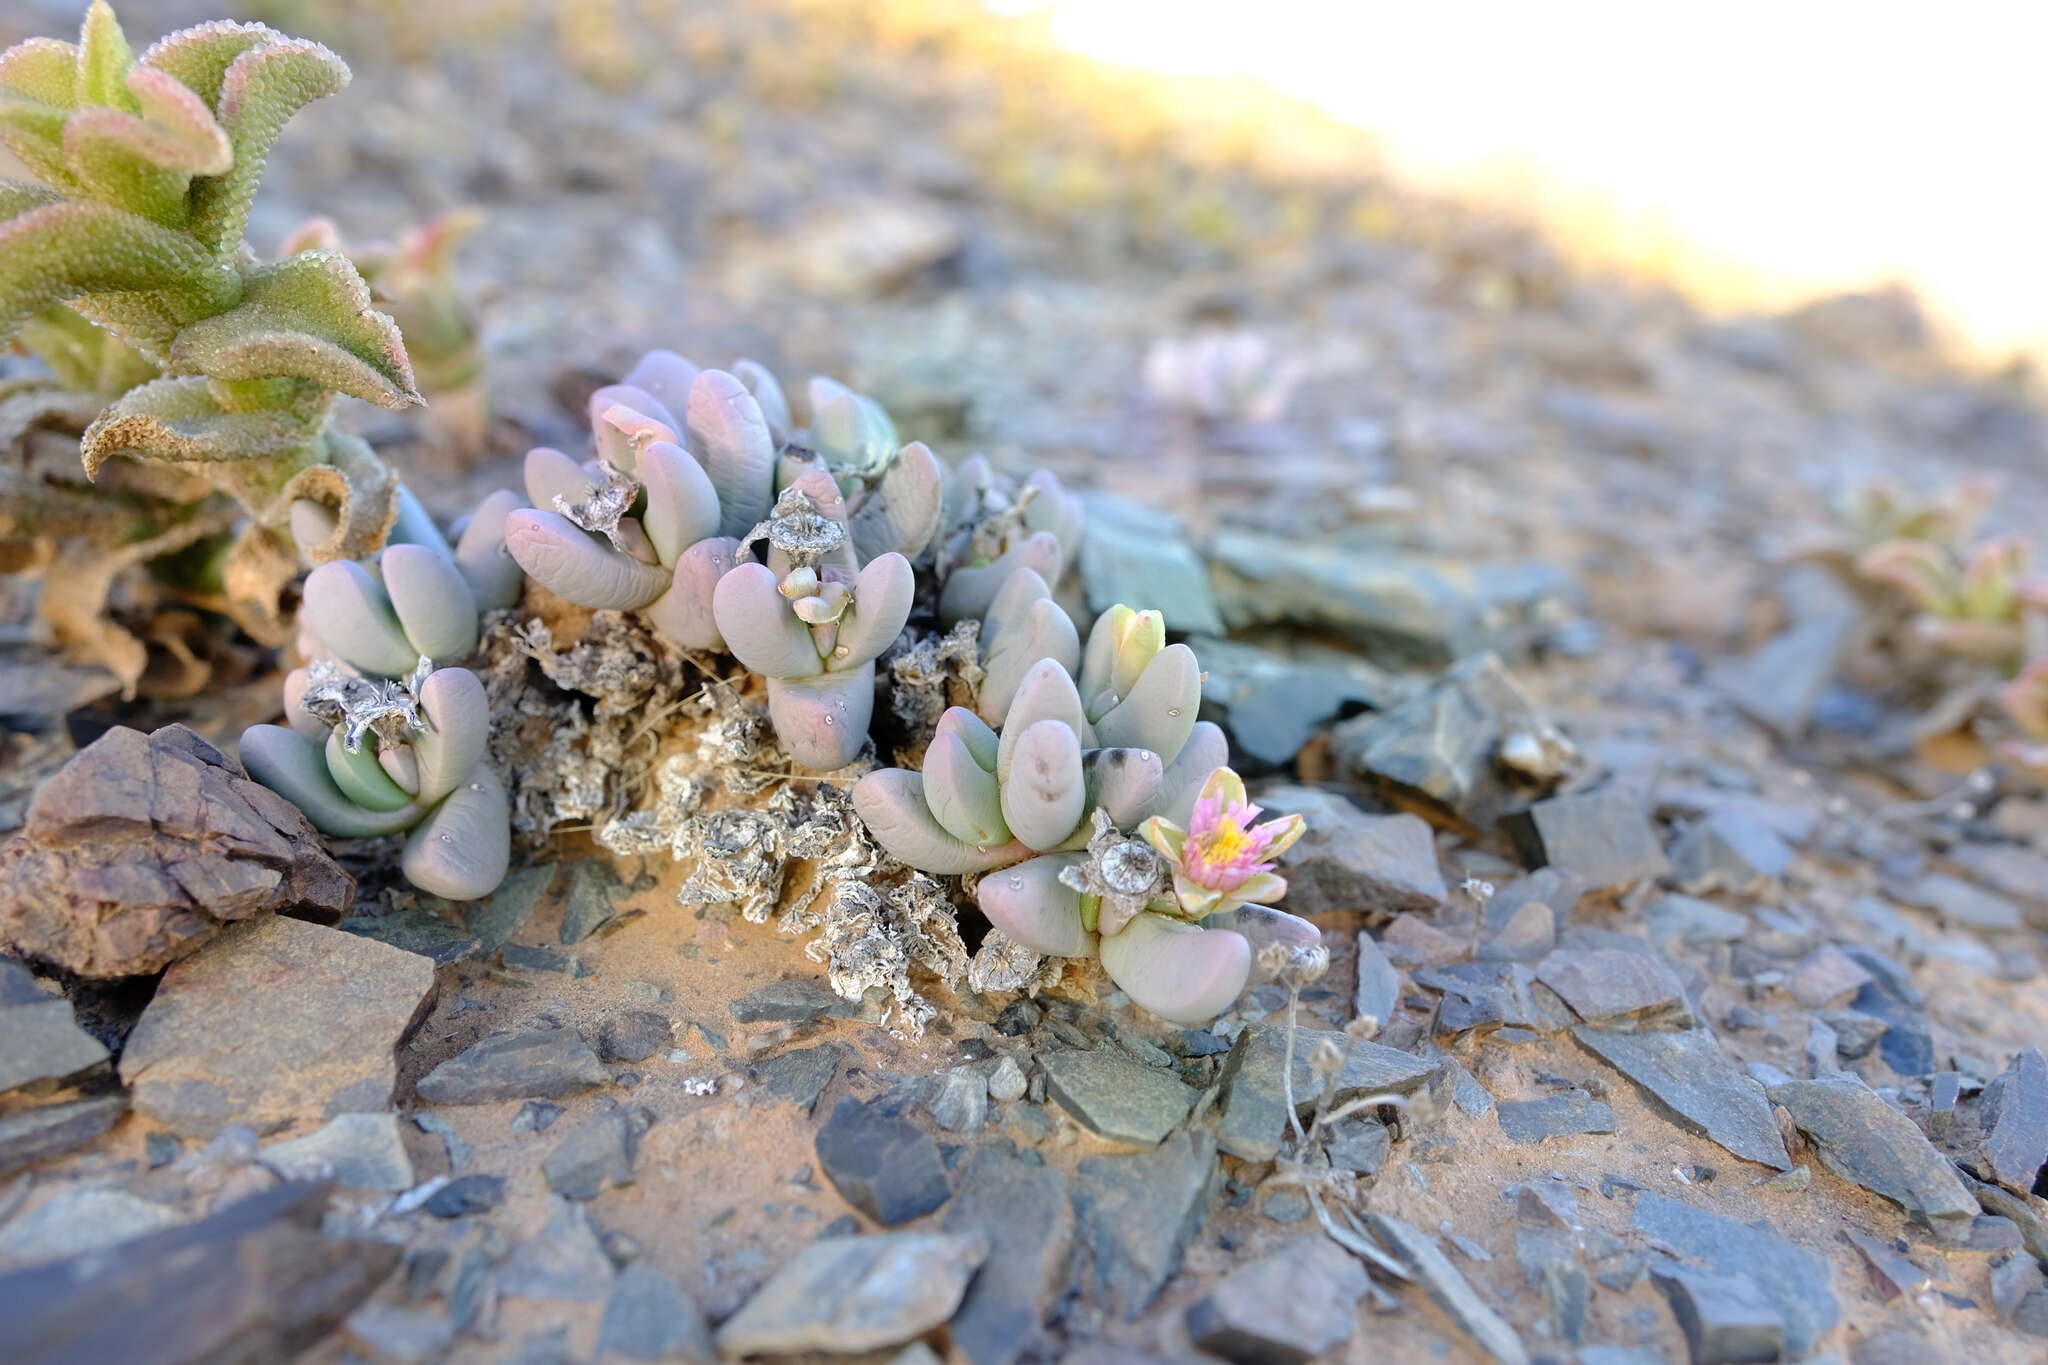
934 456 1084 625
241 661 509 899
1858 534 2048 665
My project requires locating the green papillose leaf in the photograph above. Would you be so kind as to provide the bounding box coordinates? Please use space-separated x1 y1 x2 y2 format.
80 372 327 477
0 198 238 339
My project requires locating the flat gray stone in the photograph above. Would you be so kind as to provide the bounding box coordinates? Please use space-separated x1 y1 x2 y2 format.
1643 894 1749 949
1982 1047 2048 1194
943 1145 1072 1365
1650 1262 1785 1364
1768 1074 1977 1239
1253 786 1446 916
1840 1229 1933 1300
748 1043 845 1115
597 1263 714 1363
1184 1236 1370 1364
1710 594 1856 741
1041 1047 1195 1147
927 1066 988 1135
1536 944 1689 1026
1080 494 1224 636
1353 932 1402 1034
1572 1026 1790 1170
729 978 859 1024
0 994 108 1094
261 1111 414 1192
1496 1092 1614 1143
1326 1116 1391 1175
1215 1022 1437 1161
416 1028 609 1105
1193 638 1389 766
120 916 436 1137
1668 809 1794 895
1890 872 2023 931
336 908 479 967
543 1108 645 1200
0 1093 126 1175
1785 945 1875 1009
0 1187 185 1263
494 1200 615 1302
597 1010 671 1063
1070 1132 1220 1318
558 861 621 944
461 864 554 953
1365 1211 1529 1365
1210 532 1486 667
1503 789 1668 890
1632 1192 1838 1355
815 1095 950 1226
714 1233 988 1357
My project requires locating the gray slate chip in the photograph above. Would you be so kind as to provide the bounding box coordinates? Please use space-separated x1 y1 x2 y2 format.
714 1232 988 1357
1650 1262 1786 1365
598 1263 714 1363
1070 1132 1220 1319
748 1043 845 1115
1502 789 1668 890
1215 1022 1436 1161
0 997 108 1094
942 1144 1072 1365
1041 1047 1195 1147
1365 1211 1529 1365
729 978 859 1024
814 1095 950 1226
1632 1192 1838 1356
1184 1235 1370 1365
1768 1074 1979 1239
1982 1047 2048 1195
1496 1092 1614 1143
543 1108 646 1200
416 1028 610 1105
1572 1026 1790 1170
0 1094 125 1176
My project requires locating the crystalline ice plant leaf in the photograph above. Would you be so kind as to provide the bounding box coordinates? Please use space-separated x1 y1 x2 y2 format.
240 661 510 900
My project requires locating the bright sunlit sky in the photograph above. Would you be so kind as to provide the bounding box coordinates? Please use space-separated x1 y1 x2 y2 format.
995 1 2048 359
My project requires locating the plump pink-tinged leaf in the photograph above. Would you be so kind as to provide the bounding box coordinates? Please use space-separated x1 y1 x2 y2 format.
983 565 1053 642
767 668 875 771
123 66 230 166
1093 642 1200 764
137 19 277 105
588 382 676 439
61 70 228 222
0 199 232 339
184 36 349 252
402 765 509 901
977 853 1095 958
324 726 412 812
281 665 325 740
980 593 1081 726
413 665 489 805
0 37 79 109
622 349 699 412
687 368 776 541
923 727 1009 847
996 658 1090 783
639 440 722 565
379 746 420 796
238 722 418 838
454 489 525 611
807 376 897 473
0 96 74 191
731 358 791 446
849 440 945 564
1085 747 1165 828
830 551 913 671
1001 718 1086 851
522 445 594 509
1138 719 1229 826
935 705 999 770
168 249 417 409
503 508 669 611
713 559 821 679
939 529 1064 625
77 2 139 113
1207 905 1322 958
1022 468 1084 567
851 768 1028 875
381 543 479 664
1099 915 1252 1025
642 535 736 652
301 558 416 678
591 388 677 471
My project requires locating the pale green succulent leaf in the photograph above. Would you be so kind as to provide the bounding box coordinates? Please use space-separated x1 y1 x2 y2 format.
0 95 76 189
0 37 81 109
0 199 234 342
16 303 157 394
0 181 61 220
168 249 419 408
79 373 323 476
182 36 347 252
76 1 141 112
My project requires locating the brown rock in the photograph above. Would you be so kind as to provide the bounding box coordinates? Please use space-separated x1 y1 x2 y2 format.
0 726 352 978
121 916 436 1137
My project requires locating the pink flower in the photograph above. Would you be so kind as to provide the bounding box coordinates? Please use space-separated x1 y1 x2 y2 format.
1139 767 1306 920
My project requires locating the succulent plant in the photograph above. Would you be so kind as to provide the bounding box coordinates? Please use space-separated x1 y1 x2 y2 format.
506 353 942 657
0 3 418 627
713 476 915 770
934 455 1084 625
1998 659 2048 772
1858 534 2048 666
1142 329 1299 425
281 210 489 455
240 659 510 900
297 484 524 678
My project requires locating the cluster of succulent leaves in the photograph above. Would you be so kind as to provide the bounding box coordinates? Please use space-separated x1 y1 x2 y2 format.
0 2 420 651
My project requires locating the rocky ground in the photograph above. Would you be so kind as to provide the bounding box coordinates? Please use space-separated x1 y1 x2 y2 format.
4 2 2048 1364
